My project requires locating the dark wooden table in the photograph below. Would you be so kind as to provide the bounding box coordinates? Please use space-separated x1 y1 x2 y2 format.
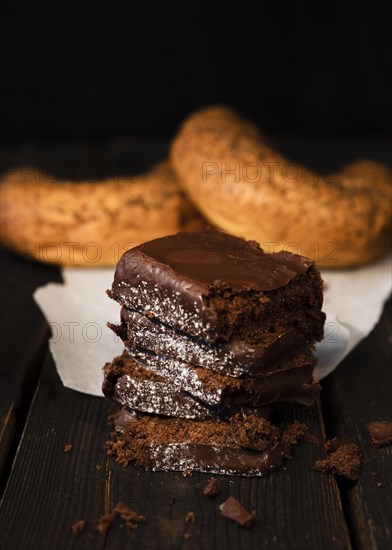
0 138 391 549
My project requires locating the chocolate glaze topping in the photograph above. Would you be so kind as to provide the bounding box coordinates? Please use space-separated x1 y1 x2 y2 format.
115 227 312 293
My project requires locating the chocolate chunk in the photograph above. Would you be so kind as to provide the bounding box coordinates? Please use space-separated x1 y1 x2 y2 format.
366 421 392 447
196 477 221 497
71 520 86 537
116 307 309 377
110 228 325 342
219 496 255 527
314 439 361 481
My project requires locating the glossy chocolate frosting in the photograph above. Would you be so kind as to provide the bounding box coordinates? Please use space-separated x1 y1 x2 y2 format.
115 227 312 292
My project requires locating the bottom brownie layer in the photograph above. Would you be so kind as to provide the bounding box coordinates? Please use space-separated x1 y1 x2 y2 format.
108 409 284 476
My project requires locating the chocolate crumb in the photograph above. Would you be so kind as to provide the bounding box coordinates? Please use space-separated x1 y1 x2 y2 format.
97 502 145 535
71 520 86 537
196 477 221 497
366 421 392 447
185 511 196 523
324 437 339 454
282 421 319 446
377 482 382 488
314 439 361 481
182 469 193 477
184 532 192 540
219 496 255 528
282 421 319 457
64 444 72 453
95 464 103 471
113 501 145 529
230 413 278 451
97 511 116 535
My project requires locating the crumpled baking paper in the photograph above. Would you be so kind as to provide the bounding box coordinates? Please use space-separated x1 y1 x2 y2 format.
33 256 391 397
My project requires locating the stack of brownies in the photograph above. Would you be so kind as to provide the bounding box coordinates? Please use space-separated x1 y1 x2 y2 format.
103 228 325 475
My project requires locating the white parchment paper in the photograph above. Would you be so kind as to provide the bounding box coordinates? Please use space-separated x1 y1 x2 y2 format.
34 256 391 397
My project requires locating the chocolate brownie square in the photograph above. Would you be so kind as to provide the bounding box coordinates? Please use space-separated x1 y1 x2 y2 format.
109 228 325 343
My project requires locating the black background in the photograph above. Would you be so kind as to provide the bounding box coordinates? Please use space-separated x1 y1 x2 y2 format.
1 1 391 141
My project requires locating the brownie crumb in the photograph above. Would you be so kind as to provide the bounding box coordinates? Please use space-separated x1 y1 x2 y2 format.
97 511 116 535
71 520 86 537
219 496 255 528
64 444 72 453
366 421 392 447
281 421 318 458
230 413 278 451
282 421 319 446
97 502 145 535
377 481 383 488
113 501 146 529
95 464 103 471
182 469 193 477
314 439 361 481
185 511 196 523
196 477 221 497
324 437 339 454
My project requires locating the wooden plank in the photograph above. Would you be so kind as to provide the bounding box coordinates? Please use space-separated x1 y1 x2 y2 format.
0 350 351 549
322 298 392 550
0 252 60 487
0 351 110 550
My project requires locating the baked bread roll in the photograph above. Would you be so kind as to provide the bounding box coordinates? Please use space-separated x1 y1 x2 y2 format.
0 161 203 266
171 107 391 267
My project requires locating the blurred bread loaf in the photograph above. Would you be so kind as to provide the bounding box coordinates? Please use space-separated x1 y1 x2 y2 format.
0 161 204 266
171 106 391 268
